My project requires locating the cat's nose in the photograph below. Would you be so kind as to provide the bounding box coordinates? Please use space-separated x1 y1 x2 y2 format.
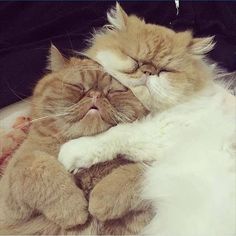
87 90 102 98
140 64 156 76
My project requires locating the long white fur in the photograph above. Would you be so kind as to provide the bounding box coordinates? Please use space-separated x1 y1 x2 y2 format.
59 77 236 236
141 85 236 236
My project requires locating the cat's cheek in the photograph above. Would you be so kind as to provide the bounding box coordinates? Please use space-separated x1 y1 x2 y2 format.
146 75 159 90
146 75 172 97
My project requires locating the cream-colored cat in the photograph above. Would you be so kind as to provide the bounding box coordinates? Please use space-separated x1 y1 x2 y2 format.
59 3 236 236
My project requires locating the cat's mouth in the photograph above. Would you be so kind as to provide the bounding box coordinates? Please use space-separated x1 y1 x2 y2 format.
90 105 99 110
79 102 115 125
85 105 100 116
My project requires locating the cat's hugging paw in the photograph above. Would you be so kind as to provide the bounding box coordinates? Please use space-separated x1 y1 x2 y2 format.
89 184 127 222
58 137 99 172
44 188 89 229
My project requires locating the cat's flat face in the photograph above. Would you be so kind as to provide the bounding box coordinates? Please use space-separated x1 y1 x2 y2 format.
85 3 215 110
32 51 148 140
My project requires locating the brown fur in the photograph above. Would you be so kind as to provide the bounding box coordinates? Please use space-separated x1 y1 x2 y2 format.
85 3 215 111
0 47 153 235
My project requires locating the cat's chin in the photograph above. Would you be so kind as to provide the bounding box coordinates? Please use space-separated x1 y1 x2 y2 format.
78 112 111 136
82 108 105 124
81 110 102 124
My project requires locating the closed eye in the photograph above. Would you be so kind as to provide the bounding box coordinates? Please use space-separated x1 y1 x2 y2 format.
65 83 84 91
108 88 128 94
159 69 169 74
158 68 176 76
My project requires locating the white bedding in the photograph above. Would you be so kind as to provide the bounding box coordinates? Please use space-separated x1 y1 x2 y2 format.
0 98 30 131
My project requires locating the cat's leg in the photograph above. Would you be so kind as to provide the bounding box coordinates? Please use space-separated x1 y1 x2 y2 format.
1 150 88 229
88 163 153 221
59 121 156 171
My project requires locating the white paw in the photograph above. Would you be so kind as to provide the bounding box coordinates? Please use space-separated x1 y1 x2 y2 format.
58 140 80 171
58 138 99 172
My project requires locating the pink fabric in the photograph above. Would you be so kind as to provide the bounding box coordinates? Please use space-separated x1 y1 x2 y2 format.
0 116 31 175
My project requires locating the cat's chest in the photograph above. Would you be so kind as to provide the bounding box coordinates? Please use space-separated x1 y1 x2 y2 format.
150 104 235 164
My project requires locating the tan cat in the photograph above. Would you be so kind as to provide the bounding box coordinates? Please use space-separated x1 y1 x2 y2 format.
0 46 153 235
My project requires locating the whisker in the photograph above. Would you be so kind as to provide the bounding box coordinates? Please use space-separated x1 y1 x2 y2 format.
30 112 70 123
66 98 92 112
14 112 70 132
3 78 30 102
66 31 74 52
3 77 72 111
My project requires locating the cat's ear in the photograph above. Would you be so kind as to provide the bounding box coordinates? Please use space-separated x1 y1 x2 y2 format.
189 36 215 55
107 2 128 30
48 44 67 72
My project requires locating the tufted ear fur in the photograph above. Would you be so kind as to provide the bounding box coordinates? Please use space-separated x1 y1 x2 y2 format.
107 2 128 30
47 44 68 72
189 36 215 55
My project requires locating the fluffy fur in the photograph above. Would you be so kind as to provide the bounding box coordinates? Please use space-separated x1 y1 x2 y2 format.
0 46 153 235
59 3 236 236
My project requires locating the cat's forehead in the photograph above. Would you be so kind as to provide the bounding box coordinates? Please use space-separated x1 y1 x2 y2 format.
61 65 125 90
121 25 174 62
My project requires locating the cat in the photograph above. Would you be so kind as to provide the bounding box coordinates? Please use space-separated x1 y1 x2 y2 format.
58 3 236 236
0 45 153 235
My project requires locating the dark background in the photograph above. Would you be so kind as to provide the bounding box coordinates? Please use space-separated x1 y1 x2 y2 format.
0 1 236 108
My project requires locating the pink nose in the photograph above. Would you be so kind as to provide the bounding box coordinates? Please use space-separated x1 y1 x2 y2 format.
87 90 102 98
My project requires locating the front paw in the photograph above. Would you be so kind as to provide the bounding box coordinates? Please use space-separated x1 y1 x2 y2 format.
58 140 81 171
58 138 96 172
89 182 129 222
43 189 88 229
